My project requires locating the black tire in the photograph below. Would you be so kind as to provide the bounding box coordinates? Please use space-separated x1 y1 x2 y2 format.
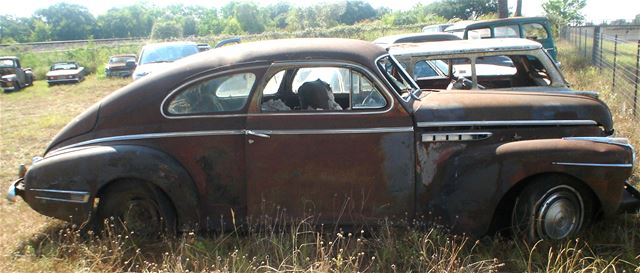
511 175 593 242
14 81 22 91
94 181 176 238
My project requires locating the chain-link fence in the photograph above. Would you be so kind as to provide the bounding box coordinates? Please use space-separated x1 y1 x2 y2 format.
562 26 640 119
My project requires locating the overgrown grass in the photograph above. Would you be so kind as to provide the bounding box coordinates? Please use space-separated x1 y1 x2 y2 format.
0 42 639 272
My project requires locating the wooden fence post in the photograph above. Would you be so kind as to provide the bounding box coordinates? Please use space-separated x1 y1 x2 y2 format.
612 35 618 93
599 31 603 70
592 27 600 66
584 28 588 58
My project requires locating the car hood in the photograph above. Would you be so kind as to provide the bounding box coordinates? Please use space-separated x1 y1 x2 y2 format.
413 90 613 132
47 69 83 76
132 62 173 79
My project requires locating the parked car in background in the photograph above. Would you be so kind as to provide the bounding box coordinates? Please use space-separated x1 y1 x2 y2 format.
0 56 34 92
105 54 137 78
8 38 638 242
373 32 461 49
196 43 212 52
444 17 558 61
132 41 200 80
389 38 579 95
422 23 452 33
46 62 85 86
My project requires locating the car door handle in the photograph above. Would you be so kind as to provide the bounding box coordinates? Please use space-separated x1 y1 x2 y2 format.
245 130 271 138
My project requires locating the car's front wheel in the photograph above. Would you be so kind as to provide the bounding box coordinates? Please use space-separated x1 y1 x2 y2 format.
511 176 593 242
94 181 176 238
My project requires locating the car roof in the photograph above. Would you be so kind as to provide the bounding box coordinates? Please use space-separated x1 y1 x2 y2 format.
388 38 542 57
180 38 386 69
0 56 19 60
52 61 78 65
445 16 549 32
373 32 461 45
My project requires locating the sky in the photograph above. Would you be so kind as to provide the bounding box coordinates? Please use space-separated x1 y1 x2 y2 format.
2 0 638 23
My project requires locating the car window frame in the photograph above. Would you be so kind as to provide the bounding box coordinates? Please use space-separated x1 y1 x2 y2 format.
161 64 269 119
248 60 395 116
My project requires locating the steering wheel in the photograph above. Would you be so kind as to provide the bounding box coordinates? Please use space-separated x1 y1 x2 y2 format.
360 91 383 107
446 76 486 90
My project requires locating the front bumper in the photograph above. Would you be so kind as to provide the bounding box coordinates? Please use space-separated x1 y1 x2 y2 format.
618 182 640 213
48 78 81 84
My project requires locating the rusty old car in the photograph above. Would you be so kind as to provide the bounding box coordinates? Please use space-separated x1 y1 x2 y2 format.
0 56 34 92
389 38 582 95
46 61 85 85
7 38 640 241
105 54 137 78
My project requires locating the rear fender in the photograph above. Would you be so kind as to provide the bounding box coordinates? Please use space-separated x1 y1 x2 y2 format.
23 145 199 230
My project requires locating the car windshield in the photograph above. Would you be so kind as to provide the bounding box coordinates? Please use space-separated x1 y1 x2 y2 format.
110 56 136 63
139 44 198 65
51 63 77 70
0 59 15 67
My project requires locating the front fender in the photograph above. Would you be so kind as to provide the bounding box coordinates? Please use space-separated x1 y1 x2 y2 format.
418 138 633 237
23 145 199 230
496 138 633 215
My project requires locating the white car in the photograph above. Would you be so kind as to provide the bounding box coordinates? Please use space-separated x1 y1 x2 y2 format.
132 42 199 80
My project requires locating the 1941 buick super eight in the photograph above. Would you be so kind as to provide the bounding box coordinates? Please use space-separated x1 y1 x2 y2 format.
7 38 640 241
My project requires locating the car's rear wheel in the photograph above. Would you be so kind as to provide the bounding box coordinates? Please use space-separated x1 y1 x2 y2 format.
94 181 176 238
511 176 593 242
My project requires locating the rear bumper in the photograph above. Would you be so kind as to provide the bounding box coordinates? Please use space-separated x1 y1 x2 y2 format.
6 178 24 202
48 78 81 84
618 182 640 213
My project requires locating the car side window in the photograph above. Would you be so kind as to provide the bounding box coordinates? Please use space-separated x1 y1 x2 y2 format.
260 66 386 112
467 28 491 39
523 23 549 41
167 72 256 115
494 25 520 38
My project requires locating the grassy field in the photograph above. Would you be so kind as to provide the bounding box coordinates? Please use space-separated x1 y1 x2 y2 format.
0 42 638 272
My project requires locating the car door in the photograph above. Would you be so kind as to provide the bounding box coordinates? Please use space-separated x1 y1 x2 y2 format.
244 62 415 224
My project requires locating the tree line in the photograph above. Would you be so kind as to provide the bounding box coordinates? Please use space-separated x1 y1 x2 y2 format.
0 0 502 43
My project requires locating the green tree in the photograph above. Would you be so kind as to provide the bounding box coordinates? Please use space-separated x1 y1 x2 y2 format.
0 16 35 43
30 20 51 41
35 3 96 40
223 17 243 35
427 0 498 20
150 20 183 39
542 0 587 26
234 3 266 33
337 0 377 25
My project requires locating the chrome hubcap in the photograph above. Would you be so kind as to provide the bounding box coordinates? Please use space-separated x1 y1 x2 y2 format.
536 187 583 240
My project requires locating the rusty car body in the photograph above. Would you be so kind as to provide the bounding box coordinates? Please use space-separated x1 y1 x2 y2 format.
7 38 640 241
105 54 137 78
46 61 85 85
0 56 34 92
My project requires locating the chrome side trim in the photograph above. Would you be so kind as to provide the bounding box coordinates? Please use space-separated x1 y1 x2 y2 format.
31 188 91 203
34 196 88 204
50 130 245 153
251 127 414 135
421 132 492 142
417 120 597 128
552 162 633 168
50 127 414 153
